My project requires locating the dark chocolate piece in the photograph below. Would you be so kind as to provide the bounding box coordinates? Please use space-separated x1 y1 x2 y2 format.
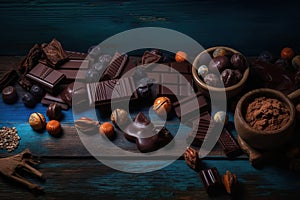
41 39 69 68
199 167 224 196
22 92 36 108
25 63 66 94
41 93 69 110
217 129 243 159
65 51 88 60
18 44 42 74
57 69 87 81
86 77 138 106
2 86 18 104
100 53 128 81
173 92 209 122
18 77 32 92
0 70 19 92
61 82 88 108
142 51 162 65
124 112 173 153
183 147 202 172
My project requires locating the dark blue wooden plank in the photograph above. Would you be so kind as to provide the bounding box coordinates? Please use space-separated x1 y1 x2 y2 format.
0 1 299 55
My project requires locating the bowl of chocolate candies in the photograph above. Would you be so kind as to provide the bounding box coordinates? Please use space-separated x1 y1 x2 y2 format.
192 46 249 99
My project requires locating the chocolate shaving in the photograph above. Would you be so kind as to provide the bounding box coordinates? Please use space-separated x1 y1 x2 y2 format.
18 44 42 74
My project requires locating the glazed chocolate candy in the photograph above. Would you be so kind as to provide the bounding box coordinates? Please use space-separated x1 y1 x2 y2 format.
30 85 44 101
221 69 239 87
197 65 209 78
199 167 225 196
212 48 228 58
136 77 155 99
208 56 229 73
2 86 18 104
22 92 36 108
230 53 247 72
204 73 221 87
46 103 62 120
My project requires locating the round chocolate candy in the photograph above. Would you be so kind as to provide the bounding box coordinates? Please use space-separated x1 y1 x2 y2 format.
2 86 18 104
85 68 100 82
153 97 172 116
197 65 209 78
22 92 36 108
212 48 228 58
61 83 74 107
213 111 228 125
221 69 240 87
175 51 187 62
204 73 221 87
258 51 275 63
30 85 44 101
29 112 46 131
99 122 115 140
208 56 229 73
281 47 295 60
46 103 62 120
292 55 300 71
230 53 247 72
111 108 130 128
46 120 62 136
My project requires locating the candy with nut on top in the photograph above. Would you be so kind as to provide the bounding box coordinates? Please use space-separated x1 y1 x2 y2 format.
29 112 46 131
153 97 172 116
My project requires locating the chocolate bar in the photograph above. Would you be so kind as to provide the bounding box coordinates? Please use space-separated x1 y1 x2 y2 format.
100 53 128 81
217 128 243 159
41 93 69 110
173 92 209 122
66 51 88 60
55 60 89 81
86 77 138 106
59 60 89 70
199 167 224 196
25 63 66 94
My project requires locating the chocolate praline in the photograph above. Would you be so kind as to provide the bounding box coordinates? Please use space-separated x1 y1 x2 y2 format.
208 56 229 73
46 103 62 120
231 53 247 72
2 86 18 104
22 92 36 108
61 83 73 106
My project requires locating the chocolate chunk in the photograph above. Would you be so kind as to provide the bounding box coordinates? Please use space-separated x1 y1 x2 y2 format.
0 70 19 92
2 86 18 104
142 51 162 65
41 93 69 110
100 53 128 81
217 128 243 159
86 77 138 107
173 92 209 123
199 167 224 196
18 77 32 92
25 63 66 94
124 112 173 153
41 38 69 68
183 147 202 172
18 44 42 74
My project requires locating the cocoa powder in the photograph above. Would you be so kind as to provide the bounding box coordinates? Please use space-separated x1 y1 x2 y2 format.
245 97 290 131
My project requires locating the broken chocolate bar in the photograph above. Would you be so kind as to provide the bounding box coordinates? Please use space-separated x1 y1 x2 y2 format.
142 51 161 65
86 77 138 106
100 53 128 81
217 128 243 159
41 93 69 110
26 64 66 94
199 167 225 196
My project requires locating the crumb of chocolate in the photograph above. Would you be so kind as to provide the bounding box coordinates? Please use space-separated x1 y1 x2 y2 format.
245 97 290 131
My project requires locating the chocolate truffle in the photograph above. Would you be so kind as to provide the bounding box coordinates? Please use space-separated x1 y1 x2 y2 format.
153 97 172 116
208 56 229 73
197 65 209 78
29 112 46 131
46 120 62 136
221 69 239 87
22 92 36 108
175 51 187 62
281 47 295 60
292 55 300 71
204 73 220 87
213 48 228 58
110 108 130 128
2 86 18 104
46 103 62 120
30 85 44 101
230 53 247 72
99 122 115 140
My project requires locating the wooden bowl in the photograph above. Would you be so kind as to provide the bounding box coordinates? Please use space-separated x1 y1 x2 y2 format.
192 46 249 99
234 88 296 150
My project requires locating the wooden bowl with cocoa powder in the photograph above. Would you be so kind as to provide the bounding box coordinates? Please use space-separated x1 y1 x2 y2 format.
234 88 297 150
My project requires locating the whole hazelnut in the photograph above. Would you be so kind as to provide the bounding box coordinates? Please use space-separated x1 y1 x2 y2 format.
29 112 46 131
46 103 62 120
213 48 229 58
153 97 172 116
281 47 295 60
175 51 187 62
213 111 228 125
46 120 62 136
99 122 115 140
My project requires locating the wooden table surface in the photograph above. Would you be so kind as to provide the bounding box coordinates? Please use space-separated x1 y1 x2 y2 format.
1 1 300 199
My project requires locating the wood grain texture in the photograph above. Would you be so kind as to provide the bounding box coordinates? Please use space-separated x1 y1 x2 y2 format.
0 1 300 55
